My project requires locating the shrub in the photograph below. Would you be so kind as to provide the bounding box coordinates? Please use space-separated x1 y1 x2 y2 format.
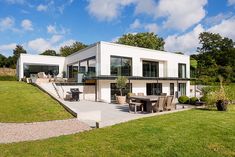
189 97 199 105
200 95 207 102
0 75 17 81
178 96 189 104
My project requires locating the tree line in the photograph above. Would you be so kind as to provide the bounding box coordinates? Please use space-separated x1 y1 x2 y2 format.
0 32 234 84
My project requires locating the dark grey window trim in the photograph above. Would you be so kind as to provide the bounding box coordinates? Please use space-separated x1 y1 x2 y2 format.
142 60 159 77
110 55 132 76
178 63 186 78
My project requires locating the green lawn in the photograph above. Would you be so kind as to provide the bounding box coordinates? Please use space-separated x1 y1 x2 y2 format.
1 106 235 157
0 81 73 122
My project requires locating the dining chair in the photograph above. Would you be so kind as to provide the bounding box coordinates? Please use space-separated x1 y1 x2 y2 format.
165 96 174 111
160 93 167 96
128 98 143 113
137 93 144 96
152 96 165 112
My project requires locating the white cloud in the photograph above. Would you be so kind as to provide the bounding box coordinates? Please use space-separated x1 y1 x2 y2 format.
164 16 235 55
28 38 52 53
156 0 207 31
144 23 158 33
47 24 69 35
0 43 16 51
47 25 57 34
208 17 235 41
165 24 205 54
228 0 235 5
130 19 141 29
50 35 63 44
37 4 48 12
86 0 135 21
27 36 74 53
0 17 15 31
21 19 33 31
204 12 233 26
86 0 207 31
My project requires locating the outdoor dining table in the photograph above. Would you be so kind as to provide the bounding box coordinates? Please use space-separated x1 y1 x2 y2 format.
129 95 159 113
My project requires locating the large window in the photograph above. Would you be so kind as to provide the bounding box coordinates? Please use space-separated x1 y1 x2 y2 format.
146 83 162 95
79 56 96 76
178 63 186 78
110 83 132 102
178 83 186 96
111 56 132 76
170 83 174 96
24 64 59 77
143 61 159 77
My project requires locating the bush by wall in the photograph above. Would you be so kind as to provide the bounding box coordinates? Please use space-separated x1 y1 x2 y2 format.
189 97 199 105
0 76 18 81
178 96 189 104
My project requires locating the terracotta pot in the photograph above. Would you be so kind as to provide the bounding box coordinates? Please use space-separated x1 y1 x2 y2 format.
116 96 126 104
216 100 228 111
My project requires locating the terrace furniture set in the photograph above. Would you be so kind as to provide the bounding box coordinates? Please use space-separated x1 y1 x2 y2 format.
128 93 174 114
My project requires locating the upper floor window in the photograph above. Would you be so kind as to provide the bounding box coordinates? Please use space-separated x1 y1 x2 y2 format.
178 63 186 78
79 56 96 76
143 61 159 77
111 56 132 76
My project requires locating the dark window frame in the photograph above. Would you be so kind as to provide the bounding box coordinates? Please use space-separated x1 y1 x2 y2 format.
142 60 159 77
110 55 132 76
146 83 162 95
170 83 174 96
178 63 186 78
79 56 96 76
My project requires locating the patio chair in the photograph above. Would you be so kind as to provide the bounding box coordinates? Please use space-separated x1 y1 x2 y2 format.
160 93 167 96
137 93 144 96
128 98 143 114
165 96 174 111
127 93 136 103
152 96 165 112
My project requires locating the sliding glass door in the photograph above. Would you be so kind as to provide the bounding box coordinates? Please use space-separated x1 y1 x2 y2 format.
146 83 162 95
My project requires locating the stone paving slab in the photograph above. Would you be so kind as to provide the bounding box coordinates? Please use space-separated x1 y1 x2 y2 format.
0 119 91 144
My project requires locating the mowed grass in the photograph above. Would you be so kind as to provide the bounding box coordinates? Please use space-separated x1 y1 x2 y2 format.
0 81 73 122
1 106 235 157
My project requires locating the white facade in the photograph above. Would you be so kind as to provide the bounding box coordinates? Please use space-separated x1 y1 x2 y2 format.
17 41 190 103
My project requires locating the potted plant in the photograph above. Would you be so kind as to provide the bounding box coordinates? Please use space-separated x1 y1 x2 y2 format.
116 76 127 104
215 76 228 111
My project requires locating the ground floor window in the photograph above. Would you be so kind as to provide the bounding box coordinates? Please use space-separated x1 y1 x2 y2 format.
146 83 162 95
170 83 174 96
178 83 186 96
68 65 78 79
24 64 59 77
110 83 132 102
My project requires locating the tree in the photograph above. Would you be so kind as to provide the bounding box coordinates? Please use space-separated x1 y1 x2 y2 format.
13 45 27 60
0 54 7 67
196 32 235 84
40 50 58 56
12 45 27 68
60 41 87 57
116 32 165 51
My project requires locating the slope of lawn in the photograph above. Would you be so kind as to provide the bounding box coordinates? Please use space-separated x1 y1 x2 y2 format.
0 81 73 122
1 105 235 157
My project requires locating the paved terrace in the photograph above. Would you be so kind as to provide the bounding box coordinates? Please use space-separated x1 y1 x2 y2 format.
62 100 195 127
36 83 197 128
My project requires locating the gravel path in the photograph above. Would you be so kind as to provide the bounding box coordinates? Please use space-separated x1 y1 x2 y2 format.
0 119 91 144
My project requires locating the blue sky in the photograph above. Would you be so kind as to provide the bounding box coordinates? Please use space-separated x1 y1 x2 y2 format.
0 0 234 56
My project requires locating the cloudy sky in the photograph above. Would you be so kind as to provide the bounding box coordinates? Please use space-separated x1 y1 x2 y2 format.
0 0 234 56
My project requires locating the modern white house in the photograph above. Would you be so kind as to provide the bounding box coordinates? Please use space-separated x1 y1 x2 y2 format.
17 41 190 103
